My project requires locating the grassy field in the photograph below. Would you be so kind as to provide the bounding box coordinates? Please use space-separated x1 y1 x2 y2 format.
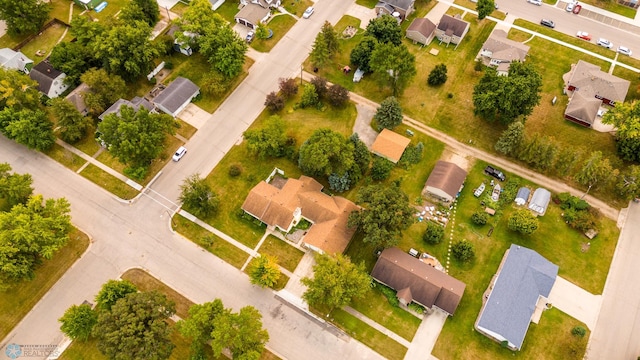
252 14 297 53
282 0 314 17
176 119 198 139
579 0 637 18
0 228 89 339
79 164 139 200
19 22 69 62
44 143 86 171
122 268 193 318
257 235 304 272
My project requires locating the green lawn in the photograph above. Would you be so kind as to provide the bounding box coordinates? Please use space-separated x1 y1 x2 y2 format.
176 119 198 139
0 228 89 339
355 0 378 8
257 235 304 272
578 0 637 18
122 269 193 318
252 14 297 53
173 215 250 269
79 164 139 200
71 129 102 157
44 143 86 171
214 0 241 23
243 256 290 290
282 0 313 16
19 22 69 62
170 1 190 16
613 66 640 101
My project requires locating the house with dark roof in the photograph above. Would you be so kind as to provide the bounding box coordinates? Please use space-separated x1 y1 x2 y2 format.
235 0 273 29
99 97 154 120
405 18 436 45
371 247 466 315
375 0 415 22
434 14 470 46
0 48 33 74
476 244 558 351
422 161 467 203
153 77 200 117
241 170 359 254
371 129 411 163
563 60 630 127
479 30 530 75
29 61 70 98
66 83 90 116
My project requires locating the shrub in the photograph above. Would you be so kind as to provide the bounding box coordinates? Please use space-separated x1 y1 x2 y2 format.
508 209 539 235
452 240 475 262
164 61 174 70
377 284 399 307
423 221 444 245
328 172 351 192
279 77 298 98
408 302 425 314
327 83 349 107
149 77 157 84
474 58 484 72
264 91 285 112
399 142 423 167
427 63 447 86
228 164 242 177
299 83 319 108
471 211 488 225
572 326 587 338
310 77 328 99
370 156 394 181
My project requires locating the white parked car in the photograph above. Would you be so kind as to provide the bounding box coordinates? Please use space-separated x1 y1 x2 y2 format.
303 7 314 19
597 38 613 48
617 46 632 56
566 1 577 12
172 146 187 161
527 0 542 5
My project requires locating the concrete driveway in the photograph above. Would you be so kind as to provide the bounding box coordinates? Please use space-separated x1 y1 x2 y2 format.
345 3 376 29
547 277 602 330
353 103 378 148
404 309 448 360
178 103 211 129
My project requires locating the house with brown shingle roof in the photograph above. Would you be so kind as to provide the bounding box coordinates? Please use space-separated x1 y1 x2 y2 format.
434 14 470 46
479 30 530 75
241 171 359 254
405 18 436 46
371 247 466 315
563 60 630 127
422 161 467 203
371 129 411 164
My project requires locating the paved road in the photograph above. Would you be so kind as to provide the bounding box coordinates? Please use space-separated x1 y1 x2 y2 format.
587 200 640 360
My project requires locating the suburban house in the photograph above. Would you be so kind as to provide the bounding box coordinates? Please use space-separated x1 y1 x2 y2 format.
241 170 359 254
29 61 70 98
476 244 558 351
66 83 90 116
528 188 551 216
153 77 200 117
374 0 415 22
405 18 436 46
371 129 411 163
422 161 467 203
0 48 33 74
371 247 466 316
479 30 530 75
99 97 154 121
563 60 630 127
434 14 470 46
235 0 273 29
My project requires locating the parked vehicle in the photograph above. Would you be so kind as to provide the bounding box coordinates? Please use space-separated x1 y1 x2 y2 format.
566 1 577 12
303 6 314 18
245 31 254 43
597 38 613 49
172 146 187 161
573 4 582 13
484 166 506 181
576 31 591 41
540 19 555 28
527 0 542 5
617 46 632 56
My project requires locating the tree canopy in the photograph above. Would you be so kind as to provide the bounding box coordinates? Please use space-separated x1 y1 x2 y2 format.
495 121 525 156
507 209 539 235
369 43 416 96
0 0 50 36
0 163 33 210
601 100 640 163
59 304 97 341
49 41 98 87
472 61 542 124
477 0 495 19
374 96 403 130
364 15 402 45
616 165 640 200
244 115 291 158
427 64 448 86
0 108 55 151
348 183 414 248
298 128 355 178
0 68 42 110
249 255 281 288
95 279 138 311
302 253 371 311
350 36 378 73
575 151 615 190
179 174 220 218
81 68 127 116
177 299 225 359
50 98 91 143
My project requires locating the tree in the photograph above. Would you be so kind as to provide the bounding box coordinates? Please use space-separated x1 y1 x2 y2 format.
575 151 615 190
423 222 444 245
508 209 539 235
472 62 542 124
81 68 127 116
50 98 91 143
572 326 587 338
249 255 281 288
210 306 269 360
0 0 50 36
477 0 495 19
0 163 33 209
370 43 416 96
178 0 223 36
348 183 414 248
69 16 105 46
452 240 475 262
98 106 179 173
310 32 330 68
310 77 328 99
320 21 339 56
518 133 558 171
179 174 220 218
278 78 298 99
299 83 319 108
199 27 248 79
59 304 97 341
93 291 175 360
616 165 640 200
255 26 269 40
95 279 138 311
554 147 582 177
471 211 488 225
201 71 229 96
427 64 448 86
244 115 289 158
495 121 525 156
49 41 98 87
0 108 55 151
326 84 349 107
328 172 352 193
301 253 371 311
93 21 161 80
374 96 403 130
349 133 371 180
399 142 423 167
350 36 377 73
298 128 354 178
264 91 285 112
0 68 41 110
370 156 394 180
601 100 640 162
177 299 225 359
0 195 71 282
364 15 402 45
132 0 160 26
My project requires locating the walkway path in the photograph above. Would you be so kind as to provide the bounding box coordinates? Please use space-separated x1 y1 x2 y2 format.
343 306 412 348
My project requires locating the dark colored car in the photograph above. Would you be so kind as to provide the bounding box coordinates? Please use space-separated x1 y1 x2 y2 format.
540 19 555 28
484 166 506 181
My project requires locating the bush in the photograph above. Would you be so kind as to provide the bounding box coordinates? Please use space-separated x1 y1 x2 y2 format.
471 211 488 225
508 209 539 235
310 77 328 99
228 164 242 177
370 156 394 181
474 59 484 72
149 77 157 84
452 240 475 262
299 83 319 108
571 326 587 338
164 61 174 70
427 63 447 86
326 83 349 107
264 91 285 112
328 172 351 192
408 302 425 314
399 142 423 167
423 221 444 245
377 284 399 307
279 77 298 99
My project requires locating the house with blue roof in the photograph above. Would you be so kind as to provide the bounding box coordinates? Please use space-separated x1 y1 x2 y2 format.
475 244 558 351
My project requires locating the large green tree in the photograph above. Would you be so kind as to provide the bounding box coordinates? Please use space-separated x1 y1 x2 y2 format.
0 68 41 110
59 304 97 341
477 0 495 19
0 162 33 209
179 174 220 218
427 64 448 86
210 306 269 360
508 209 539 235
310 32 330 68
616 165 640 200
472 61 542 124
350 36 377 73
298 128 355 178
364 14 402 45
0 108 55 151
95 279 138 311
80 68 127 116
374 96 403 130
0 195 71 283
369 43 416 96
0 0 50 36
244 115 290 158
177 299 225 359
601 100 640 163
249 255 281 288
495 121 525 156
348 183 414 248
93 291 175 360
575 151 615 191
121 0 160 26
301 253 371 311
49 41 98 87
50 98 91 143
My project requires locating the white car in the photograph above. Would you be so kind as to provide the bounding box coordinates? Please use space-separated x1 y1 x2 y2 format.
303 7 314 19
566 1 577 12
597 38 613 48
172 146 187 161
527 0 542 5
617 46 632 56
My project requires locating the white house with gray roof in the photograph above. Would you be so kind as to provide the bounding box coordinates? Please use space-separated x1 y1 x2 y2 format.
0 48 33 74
476 244 558 351
153 77 200 117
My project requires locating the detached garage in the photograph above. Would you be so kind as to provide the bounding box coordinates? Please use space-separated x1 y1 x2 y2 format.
422 161 467 203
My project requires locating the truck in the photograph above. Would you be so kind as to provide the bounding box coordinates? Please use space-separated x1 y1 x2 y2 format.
484 165 506 181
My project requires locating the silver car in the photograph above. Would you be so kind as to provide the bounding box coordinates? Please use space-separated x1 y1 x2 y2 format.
597 38 613 49
617 46 632 56
172 146 187 161
303 7 314 19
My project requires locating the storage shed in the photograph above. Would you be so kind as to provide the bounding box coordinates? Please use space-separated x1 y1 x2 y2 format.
514 187 530 206
528 188 551 216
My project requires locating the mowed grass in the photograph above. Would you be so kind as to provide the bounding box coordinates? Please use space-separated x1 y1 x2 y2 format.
0 227 89 339
243 257 290 290
44 143 86 171
252 14 297 53
19 22 69 62
578 0 637 18
122 269 193 318
283 0 314 17
613 66 640 101
176 119 198 139
256 235 304 272
79 164 139 200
